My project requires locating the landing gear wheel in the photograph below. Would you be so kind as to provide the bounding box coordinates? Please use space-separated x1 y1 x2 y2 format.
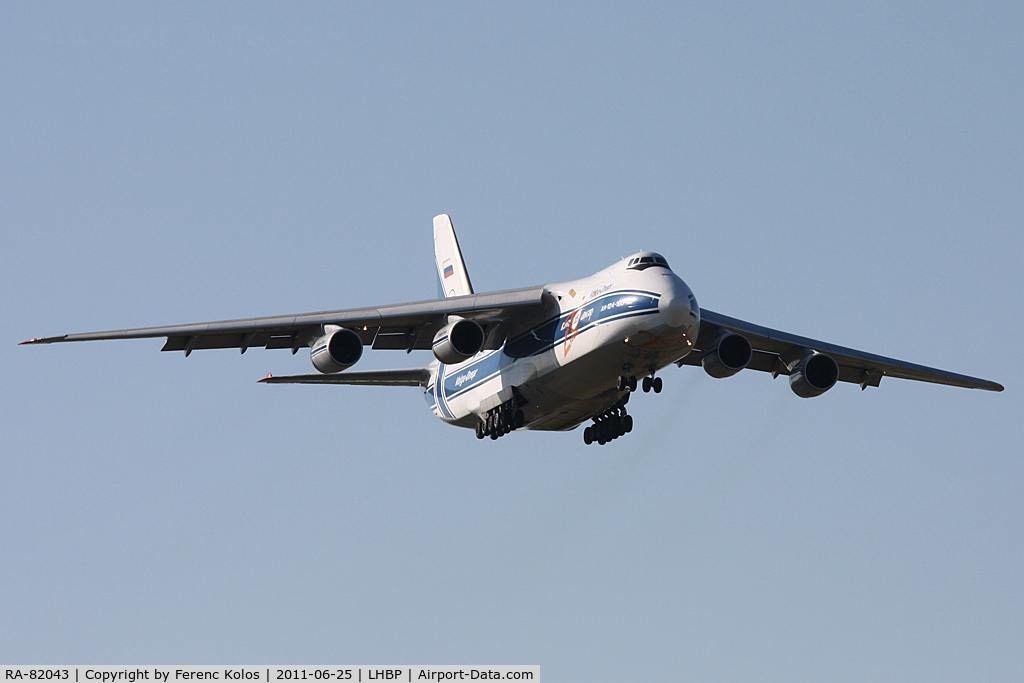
623 415 633 432
476 422 485 439
584 427 593 445
628 376 637 392
642 376 652 393
652 376 663 393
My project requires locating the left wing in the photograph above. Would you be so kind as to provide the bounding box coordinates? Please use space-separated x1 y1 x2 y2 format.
22 286 548 355
258 368 431 387
681 308 1004 392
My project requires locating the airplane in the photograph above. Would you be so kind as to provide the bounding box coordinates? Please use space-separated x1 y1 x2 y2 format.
22 214 1003 445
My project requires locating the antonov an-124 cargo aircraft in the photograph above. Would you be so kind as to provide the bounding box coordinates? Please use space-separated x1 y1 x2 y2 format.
23 215 1003 445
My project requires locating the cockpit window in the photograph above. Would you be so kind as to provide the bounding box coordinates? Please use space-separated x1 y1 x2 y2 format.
627 254 671 271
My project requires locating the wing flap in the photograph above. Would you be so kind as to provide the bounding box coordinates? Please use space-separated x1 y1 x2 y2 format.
258 368 431 387
161 332 279 352
372 328 415 350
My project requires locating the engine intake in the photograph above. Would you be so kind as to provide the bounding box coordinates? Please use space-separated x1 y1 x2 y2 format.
310 327 363 374
702 332 753 378
433 318 485 365
789 351 840 398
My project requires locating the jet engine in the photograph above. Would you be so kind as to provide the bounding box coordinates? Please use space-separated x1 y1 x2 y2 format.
433 318 485 365
310 327 363 374
702 332 753 378
789 351 840 398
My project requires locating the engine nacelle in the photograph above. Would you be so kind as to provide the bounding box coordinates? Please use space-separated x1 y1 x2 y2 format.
310 327 363 374
702 332 753 379
432 318 485 365
789 351 840 398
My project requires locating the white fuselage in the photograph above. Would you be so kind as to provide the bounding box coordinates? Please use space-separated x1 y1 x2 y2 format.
424 253 700 431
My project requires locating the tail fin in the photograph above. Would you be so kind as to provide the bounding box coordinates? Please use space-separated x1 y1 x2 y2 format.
433 214 474 298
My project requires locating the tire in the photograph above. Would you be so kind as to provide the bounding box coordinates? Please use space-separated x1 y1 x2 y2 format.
653 376 663 393
623 415 633 432
628 376 637 392
584 427 593 445
642 376 652 392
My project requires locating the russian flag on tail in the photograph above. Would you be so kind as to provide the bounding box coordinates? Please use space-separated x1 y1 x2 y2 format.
443 265 454 279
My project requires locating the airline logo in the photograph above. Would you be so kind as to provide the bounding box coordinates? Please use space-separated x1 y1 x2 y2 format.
454 368 478 387
443 265 455 279
562 305 593 356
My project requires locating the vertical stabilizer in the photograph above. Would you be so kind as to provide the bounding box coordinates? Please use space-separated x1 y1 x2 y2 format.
433 214 475 298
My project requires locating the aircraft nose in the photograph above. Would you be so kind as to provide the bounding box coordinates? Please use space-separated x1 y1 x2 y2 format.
658 277 695 328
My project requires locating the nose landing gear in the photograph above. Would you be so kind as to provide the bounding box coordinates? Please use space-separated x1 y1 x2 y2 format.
641 375 663 393
616 374 638 392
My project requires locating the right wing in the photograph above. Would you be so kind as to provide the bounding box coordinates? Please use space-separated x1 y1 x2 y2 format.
22 286 549 355
681 308 1003 392
258 368 431 387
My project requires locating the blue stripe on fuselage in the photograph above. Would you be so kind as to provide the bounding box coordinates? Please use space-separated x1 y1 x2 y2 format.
441 350 503 402
431 361 456 420
432 289 662 412
504 290 660 358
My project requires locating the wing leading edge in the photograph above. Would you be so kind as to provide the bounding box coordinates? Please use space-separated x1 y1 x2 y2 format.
683 309 1003 392
22 286 548 355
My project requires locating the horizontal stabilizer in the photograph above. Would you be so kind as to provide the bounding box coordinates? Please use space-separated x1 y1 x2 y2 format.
259 368 431 387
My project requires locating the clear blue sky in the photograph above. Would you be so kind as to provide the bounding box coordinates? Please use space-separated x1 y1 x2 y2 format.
2 3 1022 680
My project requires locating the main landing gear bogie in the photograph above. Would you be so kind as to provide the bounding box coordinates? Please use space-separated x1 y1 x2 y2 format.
586 370 665 445
476 398 525 440
583 393 633 446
